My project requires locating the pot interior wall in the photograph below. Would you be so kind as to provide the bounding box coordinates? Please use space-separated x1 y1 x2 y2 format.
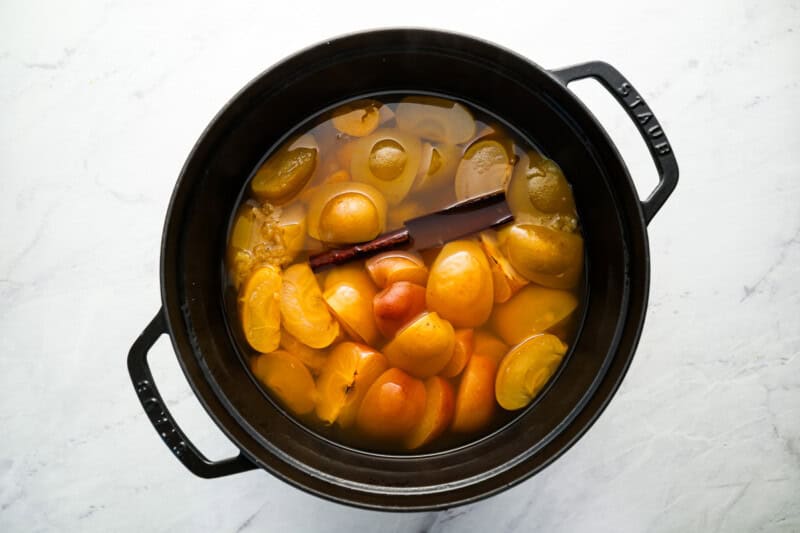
161 31 643 507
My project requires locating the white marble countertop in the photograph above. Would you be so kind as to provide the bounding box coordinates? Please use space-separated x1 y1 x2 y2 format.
1 0 798 531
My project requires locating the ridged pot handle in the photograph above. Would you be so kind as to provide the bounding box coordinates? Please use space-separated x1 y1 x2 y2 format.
127 309 256 478
551 61 679 224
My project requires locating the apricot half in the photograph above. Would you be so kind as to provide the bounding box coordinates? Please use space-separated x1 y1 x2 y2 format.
332 100 381 137
251 135 318 204
365 251 428 288
238 265 282 353
472 330 509 362
323 262 377 296
454 139 513 201
405 376 455 450
372 281 427 338
315 342 388 427
501 224 584 289
490 285 579 346
280 263 340 349
384 312 455 378
439 328 474 378
323 281 379 346
251 350 316 416
395 96 476 144
307 182 387 244
495 334 567 410
506 151 578 232
426 240 494 328
350 128 422 205
451 353 498 433
413 143 461 193
279 329 328 375
356 368 427 441
227 202 306 288
480 230 528 303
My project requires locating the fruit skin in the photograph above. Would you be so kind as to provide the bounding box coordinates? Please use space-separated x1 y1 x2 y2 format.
404 376 455 450
451 353 499 433
314 342 388 428
439 328 474 378
426 240 494 328
323 262 377 296
372 281 427 338
495 334 568 410
501 224 584 289
250 350 316 416
356 368 427 441
365 251 428 288
280 263 340 349
383 312 455 378
490 285 578 346
238 265 282 353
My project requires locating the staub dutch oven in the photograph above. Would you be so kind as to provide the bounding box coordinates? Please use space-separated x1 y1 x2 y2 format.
128 29 678 510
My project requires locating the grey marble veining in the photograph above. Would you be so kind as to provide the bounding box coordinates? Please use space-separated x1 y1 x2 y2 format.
1 0 798 531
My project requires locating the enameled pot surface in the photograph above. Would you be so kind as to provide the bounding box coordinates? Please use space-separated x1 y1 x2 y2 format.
128 29 677 510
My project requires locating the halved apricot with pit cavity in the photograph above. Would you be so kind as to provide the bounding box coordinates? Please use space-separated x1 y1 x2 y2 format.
280 263 340 349
495 334 567 410
314 342 388 427
238 265 282 353
351 128 421 205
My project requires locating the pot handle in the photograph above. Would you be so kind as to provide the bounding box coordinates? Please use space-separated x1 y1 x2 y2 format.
127 309 256 478
551 61 678 224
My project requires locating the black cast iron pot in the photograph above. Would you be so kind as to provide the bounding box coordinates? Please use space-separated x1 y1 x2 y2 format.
128 29 678 511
